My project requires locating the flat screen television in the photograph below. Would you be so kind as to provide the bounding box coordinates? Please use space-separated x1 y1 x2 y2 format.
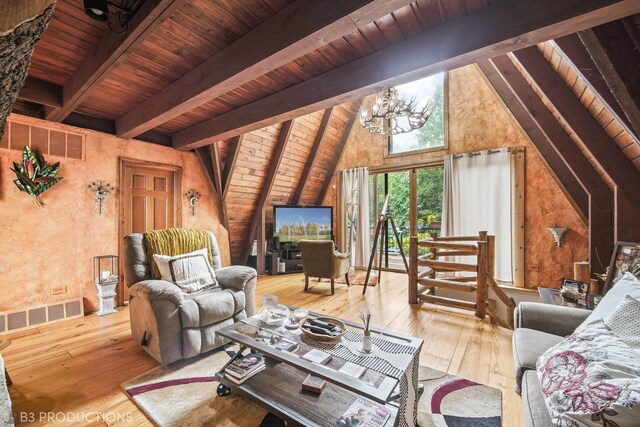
273 205 333 243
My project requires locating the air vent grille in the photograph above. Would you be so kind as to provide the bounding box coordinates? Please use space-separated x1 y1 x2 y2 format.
1 118 85 160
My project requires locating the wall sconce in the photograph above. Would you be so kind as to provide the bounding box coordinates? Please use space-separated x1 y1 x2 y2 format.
547 226 569 247
185 189 201 216
88 180 114 215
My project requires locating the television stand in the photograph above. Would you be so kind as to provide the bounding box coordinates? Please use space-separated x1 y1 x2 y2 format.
268 243 304 275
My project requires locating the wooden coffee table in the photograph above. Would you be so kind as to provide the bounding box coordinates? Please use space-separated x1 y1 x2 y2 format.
215 308 423 427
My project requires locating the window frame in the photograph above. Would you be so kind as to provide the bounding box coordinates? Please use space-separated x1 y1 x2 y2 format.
384 72 449 158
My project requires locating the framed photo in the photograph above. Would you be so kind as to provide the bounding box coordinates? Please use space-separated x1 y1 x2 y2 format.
561 278 588 295
603 241 640 294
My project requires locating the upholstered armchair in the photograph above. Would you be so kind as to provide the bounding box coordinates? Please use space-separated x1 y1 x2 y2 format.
299 240 350 295
123 230 257 365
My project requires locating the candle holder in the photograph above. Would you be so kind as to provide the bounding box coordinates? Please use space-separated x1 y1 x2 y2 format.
93 255 119 316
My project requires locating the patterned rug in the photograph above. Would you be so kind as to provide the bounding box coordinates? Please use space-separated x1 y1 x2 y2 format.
302 270 379 287
122 346 501 427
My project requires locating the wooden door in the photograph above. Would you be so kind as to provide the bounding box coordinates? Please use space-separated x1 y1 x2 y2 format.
119 159 182 304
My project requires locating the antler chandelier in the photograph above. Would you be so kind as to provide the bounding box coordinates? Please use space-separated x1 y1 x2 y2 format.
360 88 434 135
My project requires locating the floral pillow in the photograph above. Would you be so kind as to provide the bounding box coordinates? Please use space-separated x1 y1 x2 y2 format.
536 321 640 427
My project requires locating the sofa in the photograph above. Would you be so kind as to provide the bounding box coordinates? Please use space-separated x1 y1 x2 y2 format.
513 272 640 427
123 230 257 365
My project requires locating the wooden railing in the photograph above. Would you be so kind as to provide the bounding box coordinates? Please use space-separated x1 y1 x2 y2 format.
409 231 515 329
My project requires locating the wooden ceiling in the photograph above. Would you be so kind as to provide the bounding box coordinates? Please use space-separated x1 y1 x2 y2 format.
11 0 640 263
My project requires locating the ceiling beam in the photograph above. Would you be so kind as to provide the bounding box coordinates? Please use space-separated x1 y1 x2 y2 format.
195 146 216 193
210 143 224 197
61 112 171 146
194 145 228 229
222 135 243 201
477 60 589 222
115 0 416 139
513 46 640 241
292 108 333 205
578 22 640 140
17 77 61 108
553 34 638 140
171 0 640 151
240 120 294 264
45 0 186 122
317 102 362 205
478 57 611 267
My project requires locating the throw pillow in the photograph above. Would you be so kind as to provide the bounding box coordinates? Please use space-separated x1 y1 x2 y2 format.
604 295 640 350
536 321 640 427
576 272 640 333
153 248 216 294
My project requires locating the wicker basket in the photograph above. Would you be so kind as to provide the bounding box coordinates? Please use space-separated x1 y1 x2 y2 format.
300 317 346 342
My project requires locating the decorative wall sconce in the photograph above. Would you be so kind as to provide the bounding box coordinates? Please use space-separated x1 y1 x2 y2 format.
88 180 114 215
547 226 569 247
185 189 201 216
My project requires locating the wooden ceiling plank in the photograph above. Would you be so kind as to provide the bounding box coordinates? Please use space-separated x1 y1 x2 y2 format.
222 135 244 200
116 0 417 139
240 120 295 264
478 58 611 265
172 0 640 150
46 0 187 122
513 46 640 241
292 107 334 204
579 23 640 141
317 102 362 205
552 34 637 139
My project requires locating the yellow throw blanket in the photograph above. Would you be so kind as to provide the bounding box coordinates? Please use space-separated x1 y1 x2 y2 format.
143 228 214 279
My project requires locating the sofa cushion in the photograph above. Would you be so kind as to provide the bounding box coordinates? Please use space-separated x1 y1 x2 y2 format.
536 318 640 426
522 370 553 427
604 295 640 350
153 248 216 294
513 328 563 392
180 288 245 328
577 272 640 333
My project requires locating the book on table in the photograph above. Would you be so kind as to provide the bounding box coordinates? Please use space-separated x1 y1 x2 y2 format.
225 365 266 384
336 398 391 427
224 353 265 379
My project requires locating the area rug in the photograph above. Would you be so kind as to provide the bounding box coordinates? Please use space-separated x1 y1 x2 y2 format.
122 346 501 427
301 270 379 287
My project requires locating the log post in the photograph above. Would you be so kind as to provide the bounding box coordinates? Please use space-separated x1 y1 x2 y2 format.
475 240 488 318
409 236 418 304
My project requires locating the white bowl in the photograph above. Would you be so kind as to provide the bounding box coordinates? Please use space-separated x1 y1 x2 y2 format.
293 308 308 322
259 305 290 326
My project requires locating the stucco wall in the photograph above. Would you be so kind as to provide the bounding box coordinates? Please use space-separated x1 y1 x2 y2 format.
0 114 228 313
336 65 588 288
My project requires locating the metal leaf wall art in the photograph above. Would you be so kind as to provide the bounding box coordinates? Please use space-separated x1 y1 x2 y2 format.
11 146 63 207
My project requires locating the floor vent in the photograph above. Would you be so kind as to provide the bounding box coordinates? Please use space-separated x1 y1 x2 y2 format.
0 298 84 333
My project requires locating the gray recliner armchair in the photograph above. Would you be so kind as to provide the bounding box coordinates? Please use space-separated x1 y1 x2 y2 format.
123 231 257 365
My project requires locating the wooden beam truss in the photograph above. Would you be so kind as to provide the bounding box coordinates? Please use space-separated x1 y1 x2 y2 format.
292 107 333 204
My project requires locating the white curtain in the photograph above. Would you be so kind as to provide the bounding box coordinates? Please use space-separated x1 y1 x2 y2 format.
342 167 370 268
442 149 513 282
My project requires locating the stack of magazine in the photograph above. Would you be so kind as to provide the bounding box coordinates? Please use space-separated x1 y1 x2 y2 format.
224 353 266 385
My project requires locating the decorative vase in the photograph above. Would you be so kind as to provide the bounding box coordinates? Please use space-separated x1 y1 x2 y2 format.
361 331 372 353
94 281 118 316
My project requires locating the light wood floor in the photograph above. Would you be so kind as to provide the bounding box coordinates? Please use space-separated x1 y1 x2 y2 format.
4 272 523 426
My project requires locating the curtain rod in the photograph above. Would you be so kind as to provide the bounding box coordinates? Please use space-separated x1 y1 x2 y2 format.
452 146 524 159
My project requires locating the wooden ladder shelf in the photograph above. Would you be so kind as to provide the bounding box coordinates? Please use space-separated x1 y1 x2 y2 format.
409 231 516 329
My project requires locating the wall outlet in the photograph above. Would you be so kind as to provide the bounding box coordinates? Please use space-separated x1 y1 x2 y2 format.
50 285 67 295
